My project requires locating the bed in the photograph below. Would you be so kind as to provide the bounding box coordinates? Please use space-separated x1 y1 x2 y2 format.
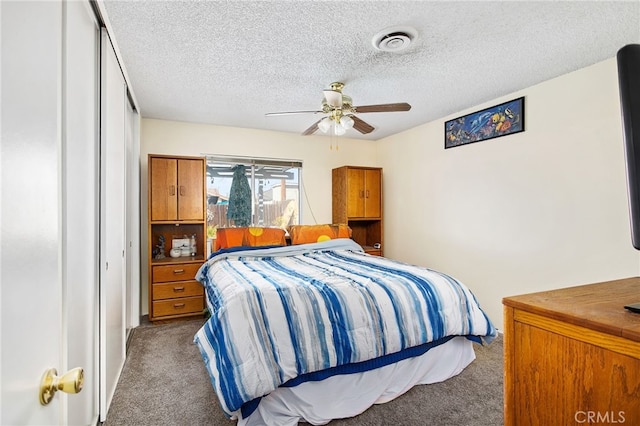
194 228 496 425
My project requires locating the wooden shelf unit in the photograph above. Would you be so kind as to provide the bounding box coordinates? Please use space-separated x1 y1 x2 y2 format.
503 277 640 425
148 154 206 322
332 166 383 256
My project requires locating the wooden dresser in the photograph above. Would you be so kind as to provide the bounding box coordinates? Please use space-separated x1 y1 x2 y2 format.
332 166 383 256
503 277 640 425
148 154 206 322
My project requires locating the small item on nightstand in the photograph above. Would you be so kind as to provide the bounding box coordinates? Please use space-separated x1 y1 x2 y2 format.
373 243 381 249
172 236 190 250
155 235 166 259
190 234 197 256
173 235 192 257
169 248 181 258
624 302 640 313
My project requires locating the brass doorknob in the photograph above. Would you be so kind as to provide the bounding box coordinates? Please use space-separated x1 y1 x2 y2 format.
39 367 84 405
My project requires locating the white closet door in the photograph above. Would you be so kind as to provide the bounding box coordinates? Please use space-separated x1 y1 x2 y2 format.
64 1 100 425
125 100 141 331
99 29 127 421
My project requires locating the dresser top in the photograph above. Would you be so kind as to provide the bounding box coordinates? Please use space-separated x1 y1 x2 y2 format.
503 277 640 342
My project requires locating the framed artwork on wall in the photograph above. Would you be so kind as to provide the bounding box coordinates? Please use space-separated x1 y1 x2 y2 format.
445 96 525 149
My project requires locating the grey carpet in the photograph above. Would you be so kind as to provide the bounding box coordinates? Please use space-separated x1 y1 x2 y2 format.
104 319 503 426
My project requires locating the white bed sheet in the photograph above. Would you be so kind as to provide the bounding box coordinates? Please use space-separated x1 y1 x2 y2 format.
238 336 476 426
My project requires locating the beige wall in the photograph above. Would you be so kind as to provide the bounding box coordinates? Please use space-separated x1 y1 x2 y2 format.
139 58 640 328
140 120 377 315
378 58 640 330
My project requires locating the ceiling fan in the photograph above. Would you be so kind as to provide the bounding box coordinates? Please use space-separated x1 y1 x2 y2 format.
265 82 411 136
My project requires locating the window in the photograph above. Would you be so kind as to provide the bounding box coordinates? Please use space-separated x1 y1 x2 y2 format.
205 156 302 239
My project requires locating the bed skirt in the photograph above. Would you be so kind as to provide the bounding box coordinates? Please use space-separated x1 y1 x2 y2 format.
238 336 476 426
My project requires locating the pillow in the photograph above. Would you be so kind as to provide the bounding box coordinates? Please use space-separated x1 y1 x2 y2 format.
214 227 286 250
288 224 352 245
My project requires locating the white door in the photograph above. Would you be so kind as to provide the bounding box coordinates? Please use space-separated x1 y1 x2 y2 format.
65 1 100 424
1 1 99 424
125 100 141 333
99 29 127 421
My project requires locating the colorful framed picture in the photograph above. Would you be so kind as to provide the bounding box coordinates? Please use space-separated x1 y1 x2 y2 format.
445 97 525 149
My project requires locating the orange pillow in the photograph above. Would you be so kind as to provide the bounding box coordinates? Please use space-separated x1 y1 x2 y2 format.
288 224 352 245
214 227 286 250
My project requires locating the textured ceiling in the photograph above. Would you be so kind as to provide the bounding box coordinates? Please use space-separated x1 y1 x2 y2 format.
102 1 640 140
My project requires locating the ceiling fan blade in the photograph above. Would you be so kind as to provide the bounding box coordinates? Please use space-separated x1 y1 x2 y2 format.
354 103 411 113
265 110 324 116
302 119 322 136
351 116 375 134
323 90 343 108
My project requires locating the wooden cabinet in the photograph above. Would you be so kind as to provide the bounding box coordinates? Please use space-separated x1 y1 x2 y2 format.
150 156 204 222
345 167 381 218
503 278 640 426
333 166 383 256
148 154 206 322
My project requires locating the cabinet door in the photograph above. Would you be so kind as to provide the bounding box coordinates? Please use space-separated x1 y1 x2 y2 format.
150 157 178 221
346 168 365 217
364 168 381 218
177 158 204 221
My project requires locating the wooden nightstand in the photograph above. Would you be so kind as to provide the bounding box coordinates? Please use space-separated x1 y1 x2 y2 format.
150 261 204 319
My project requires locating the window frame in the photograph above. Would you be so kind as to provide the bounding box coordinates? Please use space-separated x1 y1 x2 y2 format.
205 155 303 233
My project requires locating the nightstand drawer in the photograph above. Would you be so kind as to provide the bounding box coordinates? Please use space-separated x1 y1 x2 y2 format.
152 296 203 317
152 280 203 301
152 263 201 283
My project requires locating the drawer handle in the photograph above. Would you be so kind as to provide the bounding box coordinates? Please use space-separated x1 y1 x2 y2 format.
170 185 175 196
173 286 185 292
173 269 185 274
173 303 186 309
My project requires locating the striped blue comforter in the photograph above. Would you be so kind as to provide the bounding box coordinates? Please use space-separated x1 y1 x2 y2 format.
194 239 496 418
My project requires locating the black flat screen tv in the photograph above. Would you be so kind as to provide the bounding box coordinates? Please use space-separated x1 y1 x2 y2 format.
617 44 640 250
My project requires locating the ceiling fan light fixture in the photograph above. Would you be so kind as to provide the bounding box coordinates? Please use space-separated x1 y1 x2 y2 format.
265 82 410 137
318 117 332 133
371 26 418 53
340 115 354 129
323 89 343 108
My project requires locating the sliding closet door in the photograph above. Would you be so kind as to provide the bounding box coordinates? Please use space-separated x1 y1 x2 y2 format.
64 1 100 424
125 100 141 332
99 29 127 421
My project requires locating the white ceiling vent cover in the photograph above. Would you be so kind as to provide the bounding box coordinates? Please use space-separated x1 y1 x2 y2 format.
372 26 418 52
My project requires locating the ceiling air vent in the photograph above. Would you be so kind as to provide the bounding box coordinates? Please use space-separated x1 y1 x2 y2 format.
371 26 418 52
